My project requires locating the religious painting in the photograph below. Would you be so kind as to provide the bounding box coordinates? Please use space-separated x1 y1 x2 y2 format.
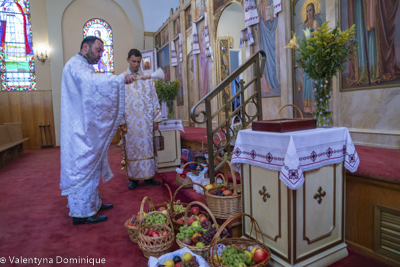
174 17 181 36
292 0 326 117
157 44 170 81
161 26 169 47
197 19 212 98
185 6 192 29
140 49 157 75
340 0 400 91
214 0 230 12
83 19 114 76
253 0 281 97
155 33 161 48
196 0 207 19
143 57 151 70
175 41 184 106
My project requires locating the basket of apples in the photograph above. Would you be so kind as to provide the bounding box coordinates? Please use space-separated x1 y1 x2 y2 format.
176 201 230 259
171 182 208 232
137 208 175 259
204 163 243 220
207 213 271 267
125 196 157 243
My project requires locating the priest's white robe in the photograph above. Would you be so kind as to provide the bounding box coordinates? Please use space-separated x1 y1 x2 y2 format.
123 74 162 180
60 54 125 217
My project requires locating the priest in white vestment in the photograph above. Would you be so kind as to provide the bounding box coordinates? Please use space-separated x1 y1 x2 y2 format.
122 49 163 190
60 36 135 225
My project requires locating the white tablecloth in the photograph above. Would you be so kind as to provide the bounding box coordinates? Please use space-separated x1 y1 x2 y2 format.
231 127 359 190
158 119 185 132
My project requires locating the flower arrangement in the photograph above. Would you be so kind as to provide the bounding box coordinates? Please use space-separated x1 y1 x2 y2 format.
285 22 357 127
155 78 180 119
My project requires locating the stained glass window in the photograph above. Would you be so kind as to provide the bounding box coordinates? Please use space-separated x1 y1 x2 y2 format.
83 18 114 75
0 0 36 91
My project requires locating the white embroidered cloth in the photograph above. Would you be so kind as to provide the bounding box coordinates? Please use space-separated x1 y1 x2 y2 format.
178 33 183 62
244 0 259 27
231 127 360 190
159 119 185 132
171 36 178 66
274 0 282 17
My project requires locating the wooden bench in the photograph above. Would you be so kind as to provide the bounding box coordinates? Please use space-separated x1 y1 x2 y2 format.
0 122 29 169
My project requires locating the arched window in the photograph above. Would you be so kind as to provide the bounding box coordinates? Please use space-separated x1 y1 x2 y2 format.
0 0 36 91
83 18 114 75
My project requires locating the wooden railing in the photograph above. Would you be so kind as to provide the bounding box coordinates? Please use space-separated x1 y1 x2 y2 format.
190 50 266 182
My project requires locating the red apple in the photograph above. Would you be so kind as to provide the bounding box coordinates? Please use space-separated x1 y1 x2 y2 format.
177 218 185 224
190 206 200 215
151 231 160 237
162 231 169 236
252 248 268 263
187 217 197 225
146 230 154 236
175 262 181 267
199 216 207 223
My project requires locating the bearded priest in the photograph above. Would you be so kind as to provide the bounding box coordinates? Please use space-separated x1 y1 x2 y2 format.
60 36 135 225
122 49 163 190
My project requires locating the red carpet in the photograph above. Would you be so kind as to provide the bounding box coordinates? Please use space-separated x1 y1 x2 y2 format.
0 145 392 266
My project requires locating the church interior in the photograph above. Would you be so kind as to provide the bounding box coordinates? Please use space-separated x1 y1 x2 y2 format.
0 0 400 266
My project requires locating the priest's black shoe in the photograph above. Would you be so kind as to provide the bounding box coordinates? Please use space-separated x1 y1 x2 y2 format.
144 178 161 185
99 203 113 211
128 180 138 190
72 214 108 225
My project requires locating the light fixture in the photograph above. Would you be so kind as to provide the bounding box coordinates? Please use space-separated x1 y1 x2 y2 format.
35 47 49 63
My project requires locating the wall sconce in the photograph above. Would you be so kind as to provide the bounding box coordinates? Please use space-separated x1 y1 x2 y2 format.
35 48 49 63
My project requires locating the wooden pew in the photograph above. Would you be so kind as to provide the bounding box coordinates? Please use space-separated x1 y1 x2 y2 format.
0 122 29 169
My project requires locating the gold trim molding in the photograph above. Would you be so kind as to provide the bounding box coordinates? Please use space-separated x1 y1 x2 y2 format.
213 0 244 38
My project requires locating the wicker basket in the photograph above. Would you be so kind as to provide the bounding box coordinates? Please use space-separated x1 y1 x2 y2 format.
176 161 202 188
207 213 272 267
176 201 219 259
124 196 155 243
171 182 207 232
204 161 242 220
137 210 175 259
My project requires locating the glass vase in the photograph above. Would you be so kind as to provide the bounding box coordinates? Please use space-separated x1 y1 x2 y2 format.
166 100 174 119
313 78 333 128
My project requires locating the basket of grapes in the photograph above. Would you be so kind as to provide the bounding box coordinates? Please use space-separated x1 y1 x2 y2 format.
176 201 231 259
171 183 210 232
204 162 242 219
137 209 175 259
207 213 271 267
124 196 156 243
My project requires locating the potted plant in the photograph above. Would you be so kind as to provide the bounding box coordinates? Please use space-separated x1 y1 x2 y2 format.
154 78 180 119
285 22 357 127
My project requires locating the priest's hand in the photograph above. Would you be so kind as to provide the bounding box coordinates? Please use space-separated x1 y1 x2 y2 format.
124 74 136 84
153 122 159 131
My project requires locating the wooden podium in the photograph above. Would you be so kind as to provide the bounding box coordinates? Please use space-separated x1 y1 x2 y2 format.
241 162 348 266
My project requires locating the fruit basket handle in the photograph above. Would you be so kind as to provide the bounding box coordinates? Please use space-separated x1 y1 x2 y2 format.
182 201 219 231
275 104 304 119
207 213 264 263
162 183 173 205
138 196 155 222
215 173 228 187
226 160 238 194
171 182 207 214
